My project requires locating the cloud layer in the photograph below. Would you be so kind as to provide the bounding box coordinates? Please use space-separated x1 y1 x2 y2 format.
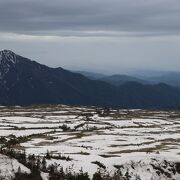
0 0 180 36
0 0 180 74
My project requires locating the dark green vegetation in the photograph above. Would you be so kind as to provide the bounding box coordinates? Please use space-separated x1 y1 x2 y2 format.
1 50 180 108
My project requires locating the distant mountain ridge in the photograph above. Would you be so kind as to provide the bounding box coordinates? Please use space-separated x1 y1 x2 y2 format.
0 49 180 108
146 73 180 87
100 74 148 86
75 71 106 80
79 70 180 87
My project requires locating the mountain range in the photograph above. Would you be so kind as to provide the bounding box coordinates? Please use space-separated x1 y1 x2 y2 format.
79 70 180 87
0 49 180 108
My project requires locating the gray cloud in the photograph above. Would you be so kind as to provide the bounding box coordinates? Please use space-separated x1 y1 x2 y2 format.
0 0 180 74
0 0 180 36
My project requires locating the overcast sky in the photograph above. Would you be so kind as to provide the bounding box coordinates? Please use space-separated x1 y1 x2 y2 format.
0 0 180 74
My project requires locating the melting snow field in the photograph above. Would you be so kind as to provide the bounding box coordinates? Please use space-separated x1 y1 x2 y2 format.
0 105 180 179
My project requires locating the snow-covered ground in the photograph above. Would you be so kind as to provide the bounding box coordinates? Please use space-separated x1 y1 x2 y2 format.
0 154 30 180
0 105 180 179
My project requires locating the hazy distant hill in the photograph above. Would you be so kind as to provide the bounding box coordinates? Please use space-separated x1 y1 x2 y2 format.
100 74 148 86
79 70 180 87
147 72 180 87
75 71 106 80
0 50 180 108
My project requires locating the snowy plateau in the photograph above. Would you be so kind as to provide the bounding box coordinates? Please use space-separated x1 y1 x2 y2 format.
0 105 180 180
